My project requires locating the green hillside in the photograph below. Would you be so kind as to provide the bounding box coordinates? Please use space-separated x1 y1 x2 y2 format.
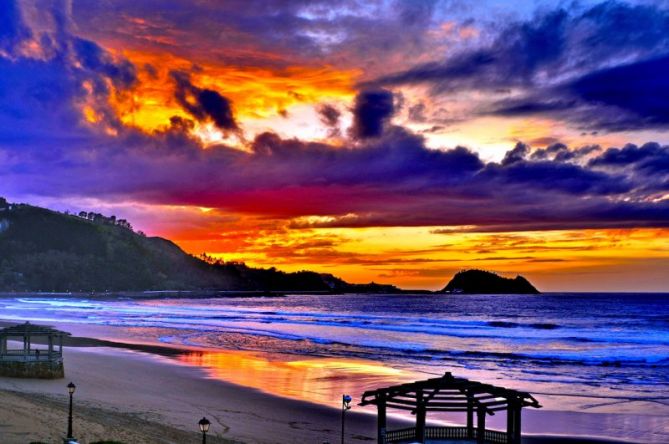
0 200 395 293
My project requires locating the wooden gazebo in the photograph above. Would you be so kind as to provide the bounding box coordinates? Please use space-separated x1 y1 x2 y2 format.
0 322 71 378
360 372 541 444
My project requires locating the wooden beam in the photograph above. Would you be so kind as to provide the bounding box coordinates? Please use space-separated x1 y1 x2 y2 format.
477 408 486 444
377 394 387 444
416 388 426 443
507 399 515 444
384 403 415 411
514 404 522 444
467 394 474 439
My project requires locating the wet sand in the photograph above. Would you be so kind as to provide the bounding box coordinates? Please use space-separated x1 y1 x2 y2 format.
0 346 386 444
0 345 645 444
0 321 652 443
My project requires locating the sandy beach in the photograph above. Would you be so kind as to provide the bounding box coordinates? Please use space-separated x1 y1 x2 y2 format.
0 340 651 444
0 345 387 444
1 296 667 444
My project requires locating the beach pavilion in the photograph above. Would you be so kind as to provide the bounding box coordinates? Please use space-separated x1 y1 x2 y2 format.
0 322 71 378
360 372 541 444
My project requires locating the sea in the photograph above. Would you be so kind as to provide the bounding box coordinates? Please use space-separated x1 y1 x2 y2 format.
0 293 667 442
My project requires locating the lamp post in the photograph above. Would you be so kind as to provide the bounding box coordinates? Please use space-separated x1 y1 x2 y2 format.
341 394 352 444
66 382 76 440
198 417 211 444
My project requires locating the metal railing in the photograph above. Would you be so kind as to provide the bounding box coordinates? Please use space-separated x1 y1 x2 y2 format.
0 352 62 362
426 426 470 439
483 429 509 444
384 427 416 442
384 425 509 443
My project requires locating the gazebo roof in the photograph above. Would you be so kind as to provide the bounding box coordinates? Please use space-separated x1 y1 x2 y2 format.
360 372 541 415
0 322 71 337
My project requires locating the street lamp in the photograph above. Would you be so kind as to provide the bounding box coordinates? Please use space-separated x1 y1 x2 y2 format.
66 382 76 440
198 417 211 444
341 394 352 444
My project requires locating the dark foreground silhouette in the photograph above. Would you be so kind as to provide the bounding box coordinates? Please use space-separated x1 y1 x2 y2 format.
442 269 540 294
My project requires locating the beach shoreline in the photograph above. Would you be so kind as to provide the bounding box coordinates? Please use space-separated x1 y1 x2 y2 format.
0 326 650 444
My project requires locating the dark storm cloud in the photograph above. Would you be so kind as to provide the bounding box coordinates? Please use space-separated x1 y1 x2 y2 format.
569 55 669 126
4 105 668 232
372 2 669 90
490 54 669 131
350 89 394 139
589 142 669 176
367 7 571 90
530 143 568 160
367 1 669 132
317 103 341 136
484 159 631 196
72 38 137 88
530 143 601 163
171 71 237 131
501 142 529 166
2 0 669 234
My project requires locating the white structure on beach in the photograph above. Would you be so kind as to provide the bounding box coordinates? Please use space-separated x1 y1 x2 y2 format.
0 322 71 378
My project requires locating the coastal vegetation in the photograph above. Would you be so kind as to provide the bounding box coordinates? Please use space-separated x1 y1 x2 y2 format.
1 198 539 294
0 199 399 293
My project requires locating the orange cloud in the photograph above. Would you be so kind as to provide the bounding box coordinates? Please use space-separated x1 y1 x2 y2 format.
102 49 359 144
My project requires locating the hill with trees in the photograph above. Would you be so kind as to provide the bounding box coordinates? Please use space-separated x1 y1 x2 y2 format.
0 198 399 293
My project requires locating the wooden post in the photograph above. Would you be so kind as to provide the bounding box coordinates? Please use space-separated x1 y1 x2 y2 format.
477 408 486 444
467 394 474 439
415 389 426 443
377 394 387 444
506 399 515 444
513 405 522 444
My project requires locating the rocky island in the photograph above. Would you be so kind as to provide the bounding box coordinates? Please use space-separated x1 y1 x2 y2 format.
442 269 540 294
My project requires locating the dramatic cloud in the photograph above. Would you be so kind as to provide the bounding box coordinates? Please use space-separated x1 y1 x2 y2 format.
171 71 237 131
317 104 342 137
373 2 669 89
569 55 669 127
369 1 669 132
501 142 530 166
2 0 669 289
73 38 136 89
2 0 668 235
490 54 669 131
350 89 394 139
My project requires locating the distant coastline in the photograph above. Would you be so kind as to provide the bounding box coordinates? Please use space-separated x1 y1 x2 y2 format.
1 198 542 295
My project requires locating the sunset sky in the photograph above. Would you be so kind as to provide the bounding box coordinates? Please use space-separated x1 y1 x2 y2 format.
2 0 669 291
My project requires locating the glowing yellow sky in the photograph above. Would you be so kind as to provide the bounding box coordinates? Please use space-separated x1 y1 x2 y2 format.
156 204 669 291
100 49 359 145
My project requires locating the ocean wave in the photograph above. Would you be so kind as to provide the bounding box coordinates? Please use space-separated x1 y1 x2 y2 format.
3 295 669 379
